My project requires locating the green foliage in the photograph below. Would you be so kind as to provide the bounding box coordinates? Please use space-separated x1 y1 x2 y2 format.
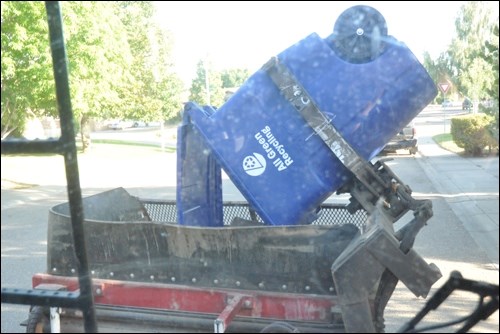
1 1 184 143
63 2 134 120
483 22 499 103
451 114 497 155
447 2 497 101
189 59 225 107
189 63 251 108
220 68 251 88
422 51 454 101
153 28 184 121
114 1 183 122
478 21 499 149
422 2 498 105
1 1 54 138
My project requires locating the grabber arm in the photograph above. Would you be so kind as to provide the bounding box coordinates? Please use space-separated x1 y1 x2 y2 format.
334 160 439 333
331 199 442 333
337 157 434 226
264 50 440 334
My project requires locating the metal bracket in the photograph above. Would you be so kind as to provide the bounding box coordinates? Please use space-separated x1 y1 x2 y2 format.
214 294 252 333
263 57 386 199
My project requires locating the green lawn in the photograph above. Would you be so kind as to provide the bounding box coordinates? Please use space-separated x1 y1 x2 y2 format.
432 133 464 155
76 139 176 154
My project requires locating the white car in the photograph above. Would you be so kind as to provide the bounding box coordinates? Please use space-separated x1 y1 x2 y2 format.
441 100 453 108
107 120 133 130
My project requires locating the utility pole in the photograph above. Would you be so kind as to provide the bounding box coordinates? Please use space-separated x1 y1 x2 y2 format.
438 82 451 133
204 57 211 106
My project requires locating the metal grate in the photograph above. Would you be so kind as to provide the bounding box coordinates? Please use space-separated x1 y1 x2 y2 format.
313 205 367 228
142 199 367 228
142 199 179 223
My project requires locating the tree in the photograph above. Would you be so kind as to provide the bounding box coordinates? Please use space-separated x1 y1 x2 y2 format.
480 21 499 148
115 1 183 123
189 59 225 107
2 1 184 149
482 22 499 103
447 2 497 103
62 1 135 151
153 27 184 122
1 1 54 139
220 68 251 89
1 1 133 148
422 51 454 103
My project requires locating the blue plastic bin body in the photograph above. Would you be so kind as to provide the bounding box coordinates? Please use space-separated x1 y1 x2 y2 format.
176 106 223 226
187 33 437 226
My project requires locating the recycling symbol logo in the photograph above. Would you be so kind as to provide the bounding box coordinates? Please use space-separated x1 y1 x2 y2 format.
242 153 266 176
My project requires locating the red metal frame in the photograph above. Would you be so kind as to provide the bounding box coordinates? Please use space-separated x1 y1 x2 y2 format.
33 273 338 328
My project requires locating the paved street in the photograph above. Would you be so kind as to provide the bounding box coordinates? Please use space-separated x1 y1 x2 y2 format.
1 105 498 333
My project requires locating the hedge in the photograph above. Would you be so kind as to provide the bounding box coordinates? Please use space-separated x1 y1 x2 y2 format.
450 114 497 156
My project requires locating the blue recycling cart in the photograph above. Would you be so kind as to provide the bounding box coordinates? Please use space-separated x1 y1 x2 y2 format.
177 7 437 228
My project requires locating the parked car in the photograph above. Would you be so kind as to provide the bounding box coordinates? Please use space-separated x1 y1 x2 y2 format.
462 98 473 111
441 99 453 108
145 121 162 127
382 121 418 155
107 120 133 130
132 121 146 128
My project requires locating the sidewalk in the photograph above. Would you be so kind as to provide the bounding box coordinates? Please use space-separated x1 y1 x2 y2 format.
416 135 499 267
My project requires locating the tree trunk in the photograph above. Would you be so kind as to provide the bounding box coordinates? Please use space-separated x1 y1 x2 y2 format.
80 114 91 152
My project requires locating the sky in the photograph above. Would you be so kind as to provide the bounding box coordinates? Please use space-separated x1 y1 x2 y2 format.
151 1 493 86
